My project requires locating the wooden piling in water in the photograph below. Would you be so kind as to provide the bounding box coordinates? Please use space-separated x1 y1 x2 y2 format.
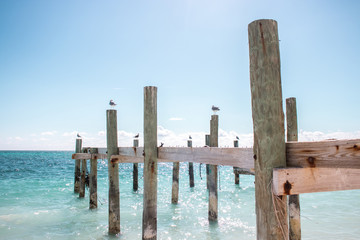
79 151 86 198
286 97 301 240
208 115 218 221
89 148 98 209
171 161 180 204
142 86 158 240
107 109 120 234
205 134 210 189
233 140 240 185
188 140 194 187
74 139 82 193
133 139 139 191
248 19 288 239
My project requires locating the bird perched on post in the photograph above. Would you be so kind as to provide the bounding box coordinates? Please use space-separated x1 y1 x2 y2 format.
134 133 139 138
109 100 116 108
77 133 81 138
236 136 239 140
189 135 192 140
159 142 164 147
212 105 220 114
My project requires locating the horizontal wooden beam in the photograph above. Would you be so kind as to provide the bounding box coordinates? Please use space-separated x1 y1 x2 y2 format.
273 167 360 195
79 138 360 170
287 139 360 168
110 147 255 171
72 153 107 160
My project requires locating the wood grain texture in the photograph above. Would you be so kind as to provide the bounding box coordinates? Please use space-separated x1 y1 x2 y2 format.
133 139 139 191
249 19 288 239
89 147 98 209
142 86 157 240
273 167 360 195
286 97 301 240
72 153 107 160
208 115 218 221
287 139 360 168
188 140 194 188
107 109 120 234
74 139 82 193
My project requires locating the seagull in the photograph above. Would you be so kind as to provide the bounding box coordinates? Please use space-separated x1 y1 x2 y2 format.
189 135 192 140
212 105 220 114
134 133 139 138
236 136 239 140
77 133 81 138
159 142 164 147
109 100 116 108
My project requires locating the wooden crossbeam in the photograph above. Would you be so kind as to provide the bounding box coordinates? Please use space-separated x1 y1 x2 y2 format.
287 139 360 168
72 153 107 160
110 147 254 171
273 167 360 195
76 138 360 171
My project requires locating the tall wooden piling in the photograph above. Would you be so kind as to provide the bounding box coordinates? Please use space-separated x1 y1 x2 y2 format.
248 19 288 239
208 115 218 221
107 109 120 234
74 139 82 193
205 134 210 189
188 140 194 187
233 140 240 185
286 97 301 240
89 148 98 209
79 153 86 198
171 161 180 204
133 139 139 191
142 86 158 240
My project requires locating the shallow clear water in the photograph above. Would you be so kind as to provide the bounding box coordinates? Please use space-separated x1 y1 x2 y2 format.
0 151 359 239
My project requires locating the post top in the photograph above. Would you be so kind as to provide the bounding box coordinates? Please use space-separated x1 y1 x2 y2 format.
248 19 277 26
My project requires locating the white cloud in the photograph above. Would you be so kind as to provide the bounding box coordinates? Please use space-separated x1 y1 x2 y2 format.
62 131 78 137
299 130 360 142
98 131 105 136
169 117 184 121
41 131 57 136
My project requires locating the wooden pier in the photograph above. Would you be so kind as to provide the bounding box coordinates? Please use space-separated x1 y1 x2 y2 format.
70 19 360 239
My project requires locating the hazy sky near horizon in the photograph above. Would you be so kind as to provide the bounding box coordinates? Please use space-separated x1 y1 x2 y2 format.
1 0 359 150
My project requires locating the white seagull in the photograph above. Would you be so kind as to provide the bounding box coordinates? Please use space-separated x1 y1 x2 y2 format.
77 133 81 138
109 100 116 108
212 105 220 114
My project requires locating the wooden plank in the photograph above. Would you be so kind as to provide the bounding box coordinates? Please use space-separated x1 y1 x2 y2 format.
72 153 107 160
110 147 254 170
79 158 86 198
286 97 301 240
273 167 360 195
142 86 158 240
249 19 288 239
107 109 120 234
171 161 180 204
287 139 360 168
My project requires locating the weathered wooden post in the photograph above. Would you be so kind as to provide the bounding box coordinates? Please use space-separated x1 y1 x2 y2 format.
79 150 86 198
205 134 210 189
208 115 218 221
248 19 288 239
107 109 120 234
188 140 194 187
74 139 82 193
171 160 180 204
133 139 139 191
142 86 158 240
286 97 301 240
89 148 98 209
233 140 240 185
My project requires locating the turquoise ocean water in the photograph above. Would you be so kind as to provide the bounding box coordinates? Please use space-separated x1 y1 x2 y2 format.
0 151 359 240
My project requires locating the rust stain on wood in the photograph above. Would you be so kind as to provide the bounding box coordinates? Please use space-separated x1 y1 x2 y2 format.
307 157 316 168
336 145 339 151
259 22 266 55
284 180 292 195
111 158 118 163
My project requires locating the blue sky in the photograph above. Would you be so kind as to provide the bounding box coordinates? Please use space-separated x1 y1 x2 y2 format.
0 0 359 150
